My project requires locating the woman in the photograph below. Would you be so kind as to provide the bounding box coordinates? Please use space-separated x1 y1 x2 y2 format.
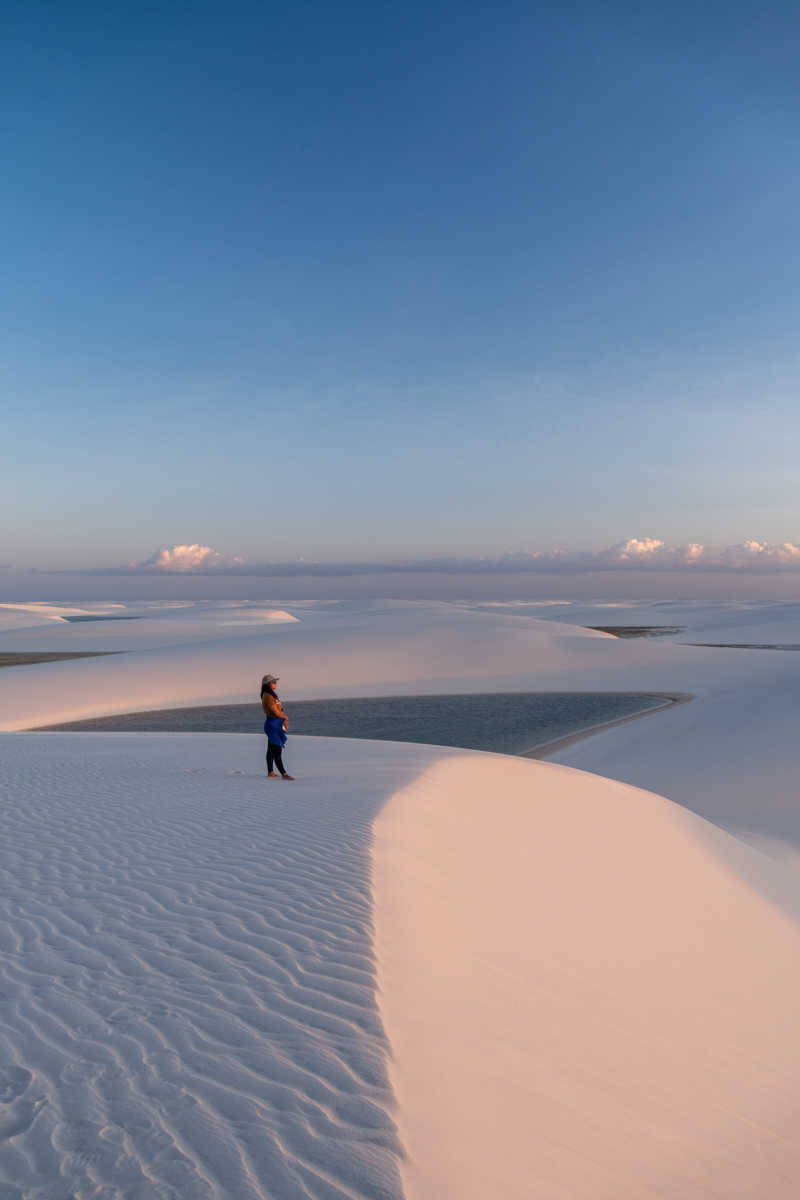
261 673 294 780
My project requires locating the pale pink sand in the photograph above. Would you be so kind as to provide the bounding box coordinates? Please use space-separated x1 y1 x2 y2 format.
374 753 800 1198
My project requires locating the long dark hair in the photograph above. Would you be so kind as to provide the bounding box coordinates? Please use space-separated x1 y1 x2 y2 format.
260 681 277 699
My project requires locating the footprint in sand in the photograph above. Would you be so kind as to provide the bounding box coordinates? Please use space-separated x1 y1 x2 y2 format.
0 1097 46 1142
60 1060 99 1084
0 1067 31 1104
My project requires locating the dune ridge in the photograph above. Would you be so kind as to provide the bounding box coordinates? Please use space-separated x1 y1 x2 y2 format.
374 753 800 1198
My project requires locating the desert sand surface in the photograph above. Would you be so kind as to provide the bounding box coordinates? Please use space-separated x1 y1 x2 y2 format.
0 733 428 1199
2 598 800 1196
375 753 800 1199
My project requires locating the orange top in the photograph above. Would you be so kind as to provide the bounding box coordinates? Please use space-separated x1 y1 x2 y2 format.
262 692 288 725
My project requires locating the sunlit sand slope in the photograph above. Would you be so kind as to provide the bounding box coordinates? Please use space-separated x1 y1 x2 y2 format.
375 753 800 1199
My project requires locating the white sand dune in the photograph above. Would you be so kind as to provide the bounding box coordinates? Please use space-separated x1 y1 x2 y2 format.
3 733 800 1197
3 599 800 1196
0 601 297 651
0 598 789 735
0 732 434 1199
375 753 800 1198
548 658 800 862
0 603 611 730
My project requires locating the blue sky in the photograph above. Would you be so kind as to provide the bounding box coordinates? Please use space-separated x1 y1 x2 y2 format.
3 1 800 584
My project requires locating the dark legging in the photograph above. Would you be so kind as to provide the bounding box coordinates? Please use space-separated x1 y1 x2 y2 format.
266 744 287 776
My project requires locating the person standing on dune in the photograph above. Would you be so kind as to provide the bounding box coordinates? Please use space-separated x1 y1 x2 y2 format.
261 674 294 779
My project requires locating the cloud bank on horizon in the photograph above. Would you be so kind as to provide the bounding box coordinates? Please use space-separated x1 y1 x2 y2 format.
137 544 245 571
31 538 800 576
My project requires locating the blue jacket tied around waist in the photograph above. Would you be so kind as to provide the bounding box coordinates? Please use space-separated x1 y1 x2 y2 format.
264 716 288 747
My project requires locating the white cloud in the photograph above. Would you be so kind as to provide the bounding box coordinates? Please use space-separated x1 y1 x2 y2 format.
611 537 665 559
138 544 244 572
720 540 800 567
599 538 666 562
594 539 706 566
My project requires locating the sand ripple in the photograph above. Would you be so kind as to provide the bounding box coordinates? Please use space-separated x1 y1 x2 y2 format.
0 733 429 1199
